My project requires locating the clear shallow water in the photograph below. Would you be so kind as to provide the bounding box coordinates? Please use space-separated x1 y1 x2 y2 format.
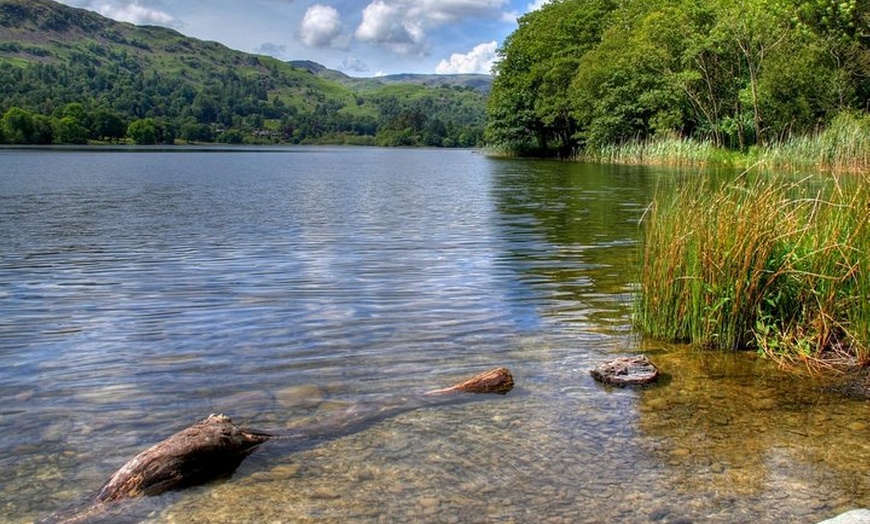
0 147 866 523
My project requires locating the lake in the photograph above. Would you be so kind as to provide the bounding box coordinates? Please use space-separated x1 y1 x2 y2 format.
1 146 867 523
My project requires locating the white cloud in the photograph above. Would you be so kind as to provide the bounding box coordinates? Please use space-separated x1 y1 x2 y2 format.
526 0 552 11
355 0 423 53
298 4 342 48
255 42 288 58
73 1 177 26
355 0 509 55
435 41 497 74
415 0 510 23
339 55 370 73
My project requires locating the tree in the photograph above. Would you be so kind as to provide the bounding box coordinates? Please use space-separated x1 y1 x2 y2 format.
92 110 126 142
486 0 866 155
711 0 793 146
216 129 244 144
180 121 214 143
423 118 447 147
32 115 54 144
486 0 618 155
2 107 35 144
127 118 159 145
54 115 89 144
571 4 692 147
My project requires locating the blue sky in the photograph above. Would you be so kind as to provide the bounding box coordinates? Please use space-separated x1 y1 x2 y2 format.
56 0 549 76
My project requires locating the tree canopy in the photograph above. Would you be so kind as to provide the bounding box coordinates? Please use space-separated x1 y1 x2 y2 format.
486 0 869 156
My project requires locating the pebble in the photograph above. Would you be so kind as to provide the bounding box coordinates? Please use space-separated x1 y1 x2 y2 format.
418 497 440 512
310 487 341 500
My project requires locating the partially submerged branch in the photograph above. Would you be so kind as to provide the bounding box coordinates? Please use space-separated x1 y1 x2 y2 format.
45 367 514 523
424 367 514 396
94 414 271 504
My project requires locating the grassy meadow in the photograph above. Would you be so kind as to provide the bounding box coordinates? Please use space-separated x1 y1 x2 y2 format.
635 171 870 368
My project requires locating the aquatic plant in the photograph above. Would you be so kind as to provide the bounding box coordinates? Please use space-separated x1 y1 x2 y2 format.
580 134 738 169
758 112 870 174
579 112 870 174
636 171 870 367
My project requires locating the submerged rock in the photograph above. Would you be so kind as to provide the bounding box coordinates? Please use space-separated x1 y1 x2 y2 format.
590 355 659 387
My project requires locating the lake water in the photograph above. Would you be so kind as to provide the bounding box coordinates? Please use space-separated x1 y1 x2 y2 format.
1 147 867 523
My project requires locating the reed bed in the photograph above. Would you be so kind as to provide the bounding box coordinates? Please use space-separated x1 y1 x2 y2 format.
582 135 737 168
636 172 870 367
580 112 870 174
759 112 870 174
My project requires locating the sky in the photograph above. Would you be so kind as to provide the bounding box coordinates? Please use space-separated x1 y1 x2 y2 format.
55 0 551 77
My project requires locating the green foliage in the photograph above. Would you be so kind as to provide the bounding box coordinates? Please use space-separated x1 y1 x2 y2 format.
91 110 126 142
216 129 244 144
637 173 870 365
487 0 869 159
0 0 487 147
126 118 159 145
53 115 89 144
180 121 214 143
486 0 617 156
2 106 34 143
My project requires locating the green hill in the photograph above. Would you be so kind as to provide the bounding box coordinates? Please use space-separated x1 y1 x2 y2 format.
0 0 487 146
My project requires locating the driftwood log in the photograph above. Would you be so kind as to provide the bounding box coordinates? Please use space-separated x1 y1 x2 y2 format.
94 414 270 503
45 367 514 523
424 367 514 396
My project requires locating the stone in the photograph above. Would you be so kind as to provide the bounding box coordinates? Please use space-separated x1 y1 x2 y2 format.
816 509 870 524
590 355 659 387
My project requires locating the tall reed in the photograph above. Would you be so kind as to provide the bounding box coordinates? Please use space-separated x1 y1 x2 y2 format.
636 172 870 366
580 134 735 168
580 111 870 174
760 112 870 174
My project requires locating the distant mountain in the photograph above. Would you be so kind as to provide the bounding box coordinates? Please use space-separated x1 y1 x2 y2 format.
0 0 488 147
289 60 493 94
286 60 345 77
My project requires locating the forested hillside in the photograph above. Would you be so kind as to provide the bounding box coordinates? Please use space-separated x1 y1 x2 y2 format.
487 0 869 157
0 0 487 146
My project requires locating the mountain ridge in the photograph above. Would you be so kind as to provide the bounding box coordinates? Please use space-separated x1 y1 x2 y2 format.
288 60 492 94
0 0 488 146
0 0 490 91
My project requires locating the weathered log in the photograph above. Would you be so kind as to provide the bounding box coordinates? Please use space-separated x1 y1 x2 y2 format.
424 367 514 396
45 367 514 523
590 355 659 386
94 414 270 504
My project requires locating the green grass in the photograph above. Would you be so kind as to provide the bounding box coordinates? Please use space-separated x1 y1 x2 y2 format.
756 112 870 174
580 112 870 175
581 134 738 168
636 172 870 367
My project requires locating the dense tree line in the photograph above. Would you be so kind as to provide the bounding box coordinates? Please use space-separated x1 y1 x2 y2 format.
0 58 486 147
486 0 869 156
